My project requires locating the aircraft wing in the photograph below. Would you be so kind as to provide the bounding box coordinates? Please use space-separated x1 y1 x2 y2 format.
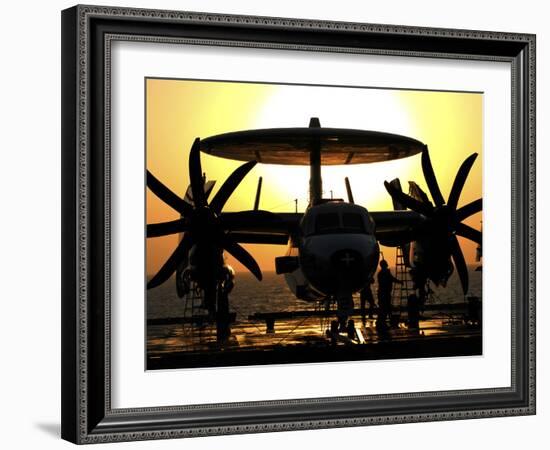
226 232 289 245
371 210 425 246
221 211 302 246
221 210 426 247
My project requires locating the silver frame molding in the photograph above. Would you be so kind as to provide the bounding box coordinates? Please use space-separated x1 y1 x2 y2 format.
61 4 536 444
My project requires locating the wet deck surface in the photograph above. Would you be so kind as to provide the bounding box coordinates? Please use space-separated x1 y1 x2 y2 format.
147 307 482 369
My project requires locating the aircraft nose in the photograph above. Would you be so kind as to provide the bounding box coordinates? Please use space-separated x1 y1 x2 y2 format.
331 249 363 271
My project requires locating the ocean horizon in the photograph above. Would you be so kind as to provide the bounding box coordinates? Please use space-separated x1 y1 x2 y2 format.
147 265 482 322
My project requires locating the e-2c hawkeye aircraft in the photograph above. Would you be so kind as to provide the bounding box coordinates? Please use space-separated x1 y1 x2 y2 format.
146 118 482 340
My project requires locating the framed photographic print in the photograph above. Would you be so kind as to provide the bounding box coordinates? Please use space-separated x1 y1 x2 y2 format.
61 4 536 444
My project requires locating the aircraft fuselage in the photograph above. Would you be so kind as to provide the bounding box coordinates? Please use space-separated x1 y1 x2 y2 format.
278 201 380 302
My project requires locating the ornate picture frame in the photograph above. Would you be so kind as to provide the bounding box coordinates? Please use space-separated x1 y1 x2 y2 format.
61 4 535 444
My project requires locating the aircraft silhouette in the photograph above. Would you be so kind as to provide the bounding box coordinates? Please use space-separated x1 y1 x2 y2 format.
147 118 482 340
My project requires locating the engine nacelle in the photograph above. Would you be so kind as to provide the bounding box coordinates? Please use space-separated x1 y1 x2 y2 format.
410 237 454 287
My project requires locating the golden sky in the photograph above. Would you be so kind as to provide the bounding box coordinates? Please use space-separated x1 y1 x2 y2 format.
146 78 482 275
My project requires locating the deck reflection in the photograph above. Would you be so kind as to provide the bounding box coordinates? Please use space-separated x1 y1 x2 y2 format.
147 306 481 370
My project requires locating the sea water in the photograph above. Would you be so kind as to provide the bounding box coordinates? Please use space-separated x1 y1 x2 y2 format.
147 266 482 323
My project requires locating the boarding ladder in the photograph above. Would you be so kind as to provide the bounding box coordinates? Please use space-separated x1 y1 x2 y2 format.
392 246 415 319
180 282 213 349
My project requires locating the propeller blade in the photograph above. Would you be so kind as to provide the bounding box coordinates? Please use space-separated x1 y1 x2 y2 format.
450 235 469 295
456 198 482 222
209 160 257 214
147 235 193 289
188 138 207 208
384 181 433 216
447 153 478 210
456 223 482 245
387 178 403 210
220 210 283 231
184 180 216 206
147 171 191 215
408 181 432 206
221 234 262 281
147 219 188 238
421 147 445 207
204 180 216 200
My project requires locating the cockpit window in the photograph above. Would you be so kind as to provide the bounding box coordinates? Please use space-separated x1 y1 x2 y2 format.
315 213 340 234
342 213 365 232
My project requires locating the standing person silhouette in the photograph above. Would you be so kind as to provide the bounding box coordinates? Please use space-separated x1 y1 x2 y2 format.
359 277 375 324
376 260 402 329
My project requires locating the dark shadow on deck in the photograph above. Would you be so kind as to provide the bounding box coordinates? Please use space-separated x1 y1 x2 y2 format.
147 334 481 370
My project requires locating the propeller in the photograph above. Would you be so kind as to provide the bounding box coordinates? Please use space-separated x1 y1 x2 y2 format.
147 138 277 290
384 147 482 294
386 178 411 268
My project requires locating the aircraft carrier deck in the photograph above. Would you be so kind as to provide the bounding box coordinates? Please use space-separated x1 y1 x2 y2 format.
146 303 482 370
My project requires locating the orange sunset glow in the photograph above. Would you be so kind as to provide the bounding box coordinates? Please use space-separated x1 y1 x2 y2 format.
146 78 482 275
